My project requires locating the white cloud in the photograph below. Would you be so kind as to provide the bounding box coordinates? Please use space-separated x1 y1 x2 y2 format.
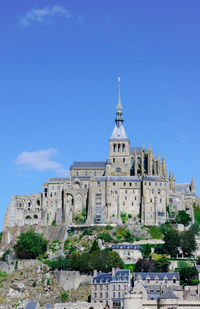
15 148 68 176
21 5 71 26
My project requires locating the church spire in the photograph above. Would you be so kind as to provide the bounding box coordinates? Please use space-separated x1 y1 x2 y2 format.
115 77 124 127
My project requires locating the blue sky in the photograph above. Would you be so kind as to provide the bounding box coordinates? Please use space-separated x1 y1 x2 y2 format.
1 0 200 230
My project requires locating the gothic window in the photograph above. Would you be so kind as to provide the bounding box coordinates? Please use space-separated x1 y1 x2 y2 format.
123 158 125 162
160 182 162 186
130 158 135 176
113 144 116 152
150 198 152 203
118 144 121 152
160 199 162 202
113 158 115 163
124 182 126 186
149 182 151 186
36 200 40 206
129 183 132 187
94 171 96 176
76 171 79 176
122 144 125 152
113 182 115 186
85 171 88 176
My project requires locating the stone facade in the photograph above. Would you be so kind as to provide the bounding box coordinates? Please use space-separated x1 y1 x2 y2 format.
2 81 200 245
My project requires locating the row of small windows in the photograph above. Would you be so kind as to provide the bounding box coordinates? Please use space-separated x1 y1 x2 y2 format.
145 182 167 187
76 171 97 176
113 182 138 187
113 143 126 153
150 198 162 203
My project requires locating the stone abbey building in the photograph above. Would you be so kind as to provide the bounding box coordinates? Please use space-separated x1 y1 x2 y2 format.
3 80 199 238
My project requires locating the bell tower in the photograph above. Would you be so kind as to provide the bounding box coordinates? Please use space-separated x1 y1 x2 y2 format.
106 78 130 176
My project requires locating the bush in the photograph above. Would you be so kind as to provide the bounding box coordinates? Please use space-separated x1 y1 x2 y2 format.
120 212 128 224
97 232 113 243
61 291 69 301
14 229 48 259
0 232 2 243
145 226 163 239
32 281 37 287
51 219 56 226
175 210 192 227
193 203 200 225
105 225 113 230
45 256 71 270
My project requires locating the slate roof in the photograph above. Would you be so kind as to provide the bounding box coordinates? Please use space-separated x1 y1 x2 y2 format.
112 244 143 250
143 176 165 182
71 161 106 169
25 302 38 309
158 288 179 299
130 147 147 154
110 124 129 141
134 272 179 281
112 270 130 282
95 176 142 182
175 183 191 193
93 273 112 284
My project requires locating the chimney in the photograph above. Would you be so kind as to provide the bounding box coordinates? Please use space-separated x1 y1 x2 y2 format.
112 267 117 277
93 269 97 277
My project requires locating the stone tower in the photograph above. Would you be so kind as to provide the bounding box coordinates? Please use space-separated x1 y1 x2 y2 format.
106 78 130 176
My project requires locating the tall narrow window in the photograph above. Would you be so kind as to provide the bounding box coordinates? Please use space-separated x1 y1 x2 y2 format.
122 144 125 152
118 144 121 152
113 144 116 152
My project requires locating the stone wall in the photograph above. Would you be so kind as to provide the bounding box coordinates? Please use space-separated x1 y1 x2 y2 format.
54 302 103 309
18 259 40 270
54 270 93 291
0 261 15 274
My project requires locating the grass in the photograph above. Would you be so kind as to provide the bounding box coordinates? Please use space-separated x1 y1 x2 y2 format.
193 203 200 225
145 226 163 239
124 264 136 273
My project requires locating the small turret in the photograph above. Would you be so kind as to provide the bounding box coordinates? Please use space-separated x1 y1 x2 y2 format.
157 153 161 176
191 176 196 194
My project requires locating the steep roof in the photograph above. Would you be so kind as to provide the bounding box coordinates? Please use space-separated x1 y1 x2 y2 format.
134 272 179 281
110 124 129 141
112 244 143 250
93 273 112 284
158 288 179 299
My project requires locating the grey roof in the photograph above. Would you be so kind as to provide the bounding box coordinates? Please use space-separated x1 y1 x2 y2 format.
110 124 129 141
143 176 165 182
25 302 38 309
93 273 112 284
112 244 143 250
158 288 179 299
134 272 179 281
95 176 142 182
71 161 106 169
175 183 191 193
130 147 147 154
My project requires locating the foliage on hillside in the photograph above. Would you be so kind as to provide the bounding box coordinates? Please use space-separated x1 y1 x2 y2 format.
14 229 48 259
193 203 200 225
144 226 163 239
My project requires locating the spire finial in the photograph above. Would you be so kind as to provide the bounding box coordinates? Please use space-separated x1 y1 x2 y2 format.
117 77 122 108
115 77 123 126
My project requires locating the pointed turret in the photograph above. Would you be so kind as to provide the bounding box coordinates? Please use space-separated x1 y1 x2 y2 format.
191 176 196 194
148 143 152 153
157 152 161 175
162 154 168 179
110 77 128 141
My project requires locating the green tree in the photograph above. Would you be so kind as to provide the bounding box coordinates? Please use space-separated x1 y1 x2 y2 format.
0 232 2 243
189 222 200 235
155 257 170 272
45 256 71 270
175 210 192 227
97 232 113 243
180 230 197 257
90 239 100 253
143 244 151 257
120 212 128 224
163 229 180 257
124 229 134 242
135 258 156 272
14 229 48 259
179 266 198 286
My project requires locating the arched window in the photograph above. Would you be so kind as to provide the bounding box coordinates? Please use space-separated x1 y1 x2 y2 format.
36 200 40 206
118 144 121 152
113 144 116 152
122 144 125 152
33 215 38 219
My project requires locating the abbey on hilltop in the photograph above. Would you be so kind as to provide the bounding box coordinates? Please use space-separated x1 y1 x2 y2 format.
3 79 199 242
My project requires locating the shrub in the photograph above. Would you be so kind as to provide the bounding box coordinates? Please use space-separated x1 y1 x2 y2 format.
120 212 128 224
128 214 132 219
175 210 192 227
97 232 113 243
32 281 37 287
45 256 71 271
51 219 56 226
193 203 200 225
0 232 2 243
61 291 69 301
106 225 113 230
145 226 163 239
14 229 48 259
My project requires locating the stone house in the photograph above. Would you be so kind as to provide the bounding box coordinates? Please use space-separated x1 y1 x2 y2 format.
112 244 143 264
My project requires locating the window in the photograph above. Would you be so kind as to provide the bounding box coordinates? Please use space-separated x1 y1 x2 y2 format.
94 285 97 290
150 198 152 203
36 200 40 206
98 182 101 186
123 158 125 162
85 171 88 176
113 292 115 297
100 285 103 290
54 192 56 196
164 183 167 187
132 202 133 206
125 196 127 200
123 202 125 206
113 285 115 291
160 199 162 203
164 279 168 284
149 182 151 186
145 182 146 185
106 292 108 298
113 182 115 186
50 192 52 197
76 171 79 176
129 183 132 187
158 190 160 195
84 184 87 188
135 183 137 187
118 292 120 297
124 182 126 186
94 292 97 298
106 285 108 291
113 158 115 163
173 279 176 284
160 182 162 186
100 292 102 298
94 171 96 176
122 144 125 152
135 196 137 200
124 285 126 290
118 144 121 152
155 182 157 186
113 144 116 152
118 285 120 290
